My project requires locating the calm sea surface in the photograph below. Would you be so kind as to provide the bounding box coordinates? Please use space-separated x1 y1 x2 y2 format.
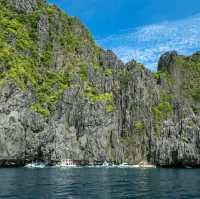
0 167 200 199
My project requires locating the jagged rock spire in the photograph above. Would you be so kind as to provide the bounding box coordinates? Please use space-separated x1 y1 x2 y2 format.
158 51 178 72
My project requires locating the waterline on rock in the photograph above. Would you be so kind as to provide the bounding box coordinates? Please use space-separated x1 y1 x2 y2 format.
24 162 157 169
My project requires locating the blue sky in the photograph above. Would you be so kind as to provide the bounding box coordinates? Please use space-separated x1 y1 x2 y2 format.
49 0 200 70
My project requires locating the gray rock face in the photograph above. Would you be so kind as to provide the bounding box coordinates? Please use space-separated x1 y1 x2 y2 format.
0 82 115 164
7 0 47 12
151 118 200 167
1 1 200 168
1 51 200 167
38 13 49 52
8 0 37 12
158 51 178 72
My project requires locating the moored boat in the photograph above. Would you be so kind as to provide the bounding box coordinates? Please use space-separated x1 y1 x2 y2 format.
132 161 156 168
25 162 46 168
57 159 77 167
102 161 109 167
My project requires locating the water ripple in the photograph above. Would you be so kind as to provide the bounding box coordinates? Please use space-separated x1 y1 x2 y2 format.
0 168 200 199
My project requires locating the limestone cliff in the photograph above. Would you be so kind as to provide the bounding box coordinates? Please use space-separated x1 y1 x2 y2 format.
0 0 200 167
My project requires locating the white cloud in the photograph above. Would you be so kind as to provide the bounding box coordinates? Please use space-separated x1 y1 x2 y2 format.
96 14 200 71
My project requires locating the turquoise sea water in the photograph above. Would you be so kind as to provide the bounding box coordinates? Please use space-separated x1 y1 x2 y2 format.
0 167 200 199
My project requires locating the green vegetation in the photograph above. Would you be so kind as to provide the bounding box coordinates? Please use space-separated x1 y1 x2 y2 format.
105 104 114 113
0 2 115 117
191 89 200 101
117 69 132 89
83 84 114 113
0 4 38 90
152 92 173 136
182 136 189 144
31 103 50 117
152 101 173 119
133 121 145 133
83 85 113 102
175 56 200 104
135 63 143 72
153 69 172 87
103 68 112 77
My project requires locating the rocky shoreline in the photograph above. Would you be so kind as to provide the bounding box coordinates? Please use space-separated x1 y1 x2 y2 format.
1 159 199 168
